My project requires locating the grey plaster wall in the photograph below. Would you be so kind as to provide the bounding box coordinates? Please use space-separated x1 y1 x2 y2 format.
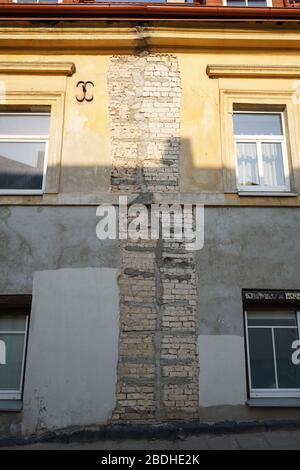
0 206 119 294
196 207 300 418
197 207 300 336
22 267 119 435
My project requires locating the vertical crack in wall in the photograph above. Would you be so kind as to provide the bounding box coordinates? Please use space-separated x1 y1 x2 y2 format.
154 222 163 421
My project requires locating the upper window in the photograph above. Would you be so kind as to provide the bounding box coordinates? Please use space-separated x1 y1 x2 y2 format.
245 309 300 398
14 1 61 3
233 111 291 193
0 296 31 401
0 110 50 195
225 0 270 6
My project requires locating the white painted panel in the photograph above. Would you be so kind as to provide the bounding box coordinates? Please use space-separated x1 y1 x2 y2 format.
22 267 119 434
198 335 247 407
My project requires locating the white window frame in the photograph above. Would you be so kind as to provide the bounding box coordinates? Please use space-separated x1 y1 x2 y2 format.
0 316 29 401
0 112 50 195
223 0 272 6
245 310 300 399
234 110 291 193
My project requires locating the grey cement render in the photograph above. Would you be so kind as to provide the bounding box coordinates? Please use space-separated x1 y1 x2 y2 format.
22 267 119 435
1 206 300 434
196 207 300 420
196 207 300 336
0 206 119 294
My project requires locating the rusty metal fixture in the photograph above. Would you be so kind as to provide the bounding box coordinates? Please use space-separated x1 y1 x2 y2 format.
75 81 94 102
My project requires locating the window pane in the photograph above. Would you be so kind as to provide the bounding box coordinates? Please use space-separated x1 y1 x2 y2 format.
0 315 26 332
248 0 267 5
227 1 247 5
262 142 286 187
0 114 50 136
247 311 297 327
0 333 25 391
0 142 45 190
236 142 259 186
233 113 283 136
248 328 276 388
274 328 300 389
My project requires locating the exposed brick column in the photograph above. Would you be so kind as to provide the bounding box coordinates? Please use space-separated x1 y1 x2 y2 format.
113 239 157 422
160 240 199 419
108 54 180 193
108 54 199 422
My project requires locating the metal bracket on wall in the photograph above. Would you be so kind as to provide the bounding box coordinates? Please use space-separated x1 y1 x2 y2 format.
75 81 94 102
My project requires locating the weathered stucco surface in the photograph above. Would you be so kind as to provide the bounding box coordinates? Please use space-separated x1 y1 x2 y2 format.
22 268 119 435
0 206 119 293
196 207 300 421
197 207 300 337
1 22 300 435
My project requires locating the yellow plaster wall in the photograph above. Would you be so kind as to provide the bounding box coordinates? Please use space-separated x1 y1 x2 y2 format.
1 24 300 205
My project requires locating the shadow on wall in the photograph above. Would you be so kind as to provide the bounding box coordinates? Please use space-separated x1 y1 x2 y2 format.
0 135 299 296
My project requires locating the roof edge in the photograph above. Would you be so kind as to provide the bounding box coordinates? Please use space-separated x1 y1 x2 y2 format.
1 4 300 22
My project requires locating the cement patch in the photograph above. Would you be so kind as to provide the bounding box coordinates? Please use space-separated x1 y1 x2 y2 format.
198 335 247 407
22 267 119 435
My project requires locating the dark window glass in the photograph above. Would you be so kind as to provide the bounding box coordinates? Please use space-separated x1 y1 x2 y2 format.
248 328 276 389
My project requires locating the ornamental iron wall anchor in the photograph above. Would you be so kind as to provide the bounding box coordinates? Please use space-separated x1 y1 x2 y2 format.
75 81 94 102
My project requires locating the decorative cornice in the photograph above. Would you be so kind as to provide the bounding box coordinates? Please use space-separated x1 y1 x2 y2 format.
207 64 300 78
0 62 76 76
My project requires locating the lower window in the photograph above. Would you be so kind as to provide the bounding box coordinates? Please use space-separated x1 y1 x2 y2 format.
245 309 300 398
0 296 31 401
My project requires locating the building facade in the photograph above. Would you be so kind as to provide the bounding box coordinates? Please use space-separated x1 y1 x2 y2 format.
0 0 300 439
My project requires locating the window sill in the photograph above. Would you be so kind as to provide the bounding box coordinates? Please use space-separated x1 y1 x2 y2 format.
247 398 300 408
0 400 23 412
238 191 298 197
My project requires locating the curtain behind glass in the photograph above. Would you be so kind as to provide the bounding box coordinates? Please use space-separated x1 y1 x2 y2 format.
236 142 259 186
262 143 285 187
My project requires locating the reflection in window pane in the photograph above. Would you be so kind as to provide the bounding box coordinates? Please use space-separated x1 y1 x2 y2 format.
233 113 283 136
0 142 45 190
274 328 300 389
0 316 27 332
227 1 247 5
0 114 50 136
236 142 259 186
248 328 276 389
262 142 285 187
247 311 297 327
0 333 25 391
248 0 268 6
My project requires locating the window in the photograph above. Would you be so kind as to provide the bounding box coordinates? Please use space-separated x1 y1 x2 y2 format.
0 110 50 195
0 296 31 401
14 0 61 3
225 0 270 6
245 309 300 398
233 111 291 193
